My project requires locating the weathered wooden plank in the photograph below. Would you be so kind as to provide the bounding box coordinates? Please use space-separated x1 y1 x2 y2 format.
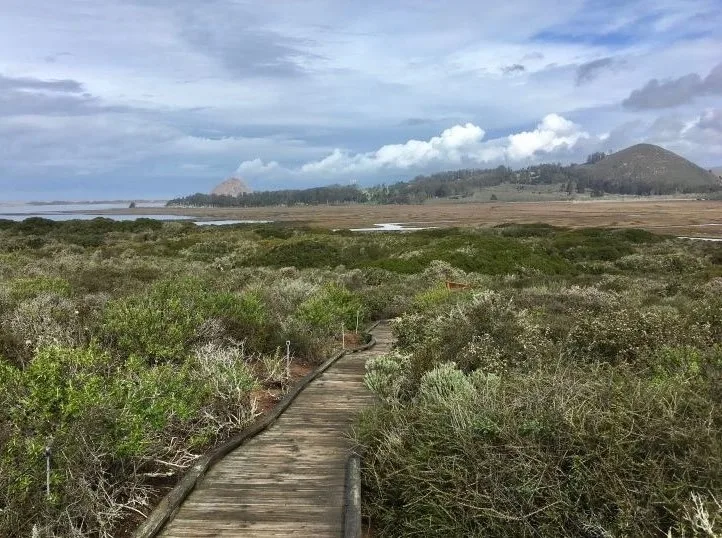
158 322 393 537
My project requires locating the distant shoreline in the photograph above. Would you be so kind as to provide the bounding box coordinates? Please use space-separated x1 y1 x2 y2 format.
24 199 167 206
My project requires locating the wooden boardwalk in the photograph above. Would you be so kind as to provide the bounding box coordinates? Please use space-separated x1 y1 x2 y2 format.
160 322 392 537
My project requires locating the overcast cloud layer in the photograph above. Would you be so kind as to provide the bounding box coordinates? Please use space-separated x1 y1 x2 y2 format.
1 0 721 199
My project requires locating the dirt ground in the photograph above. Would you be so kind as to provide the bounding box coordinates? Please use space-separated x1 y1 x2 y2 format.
89 199 722 237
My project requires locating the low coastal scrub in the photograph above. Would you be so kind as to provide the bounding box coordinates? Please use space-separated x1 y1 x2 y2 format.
0 217 719 536
357 280 722 536
358 360 720 537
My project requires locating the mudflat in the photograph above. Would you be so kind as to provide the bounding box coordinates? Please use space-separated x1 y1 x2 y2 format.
87 199 722 237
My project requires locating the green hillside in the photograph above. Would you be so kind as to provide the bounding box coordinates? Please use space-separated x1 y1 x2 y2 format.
583 144 720 193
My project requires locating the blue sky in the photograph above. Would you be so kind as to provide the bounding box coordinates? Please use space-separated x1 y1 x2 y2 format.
1 0 721 200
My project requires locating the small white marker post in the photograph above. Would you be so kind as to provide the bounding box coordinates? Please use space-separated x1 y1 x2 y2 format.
342 323 346 350
355 309 360 333
285 340 291 381
44 446 51 498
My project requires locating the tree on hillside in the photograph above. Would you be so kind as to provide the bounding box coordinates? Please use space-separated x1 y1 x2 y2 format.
586 152 607 165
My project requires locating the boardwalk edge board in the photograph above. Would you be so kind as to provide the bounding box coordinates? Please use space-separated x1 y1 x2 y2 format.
133 321 381 538
343 453 363 538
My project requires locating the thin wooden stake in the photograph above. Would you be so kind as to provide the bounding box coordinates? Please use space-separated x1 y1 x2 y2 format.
285 340 291 380
45 446 51 498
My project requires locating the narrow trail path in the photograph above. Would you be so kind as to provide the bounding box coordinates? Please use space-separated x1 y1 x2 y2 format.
159 322 392 537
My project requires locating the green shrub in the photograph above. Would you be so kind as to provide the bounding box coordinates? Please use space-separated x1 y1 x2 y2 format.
102 277 282 362
252 224 295 239
356 363 722 537
297 283 363 334
565 305 705 366
412 284 454 311
648 345 722 381
0 346 123 535
181 239 235 262
101 278 207 362
10 276 72 300
205 290 279 351
67 264 161 293
0 340 260 537
392 291 555 384
495 222 560 237
247 239 343 268
551 228 660 261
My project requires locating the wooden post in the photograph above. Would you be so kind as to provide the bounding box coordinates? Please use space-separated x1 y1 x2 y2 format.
342 323 345 350
355 310 360 333
344 454 362 538
285 341 291 380
45 446 51 498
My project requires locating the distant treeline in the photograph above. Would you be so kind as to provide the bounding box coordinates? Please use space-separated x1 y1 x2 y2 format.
167 185 367 208
168 162 721 208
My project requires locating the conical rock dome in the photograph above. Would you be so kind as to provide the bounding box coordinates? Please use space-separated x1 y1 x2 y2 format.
211 176 253 196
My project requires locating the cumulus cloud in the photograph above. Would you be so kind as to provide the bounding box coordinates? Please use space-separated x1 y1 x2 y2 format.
237 158 281 175
506 113 589 159
300 123 486 174
240 114 590 178
623 62 722 109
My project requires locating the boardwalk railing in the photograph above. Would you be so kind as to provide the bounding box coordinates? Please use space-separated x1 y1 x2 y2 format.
133 322 380 538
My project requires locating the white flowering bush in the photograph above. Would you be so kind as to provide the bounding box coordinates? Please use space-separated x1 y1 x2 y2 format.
390 312 429 351
565 305 708 365
2 293 84 366
615 251 707 273
416 362 476 408
364 352 411 404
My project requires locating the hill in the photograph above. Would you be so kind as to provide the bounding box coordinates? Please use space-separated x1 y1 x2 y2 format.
581 144 719 193
211 176 253 196
168 144 721 208
712 167 722 179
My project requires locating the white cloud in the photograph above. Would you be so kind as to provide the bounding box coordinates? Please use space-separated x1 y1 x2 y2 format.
241 114 590 179
236 158 281 175
300 122 486 174
506 113 589 159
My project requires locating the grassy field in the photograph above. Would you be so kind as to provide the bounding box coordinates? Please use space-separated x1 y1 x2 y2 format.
89 199 722 237
435 182 702 203
0 218 719 536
